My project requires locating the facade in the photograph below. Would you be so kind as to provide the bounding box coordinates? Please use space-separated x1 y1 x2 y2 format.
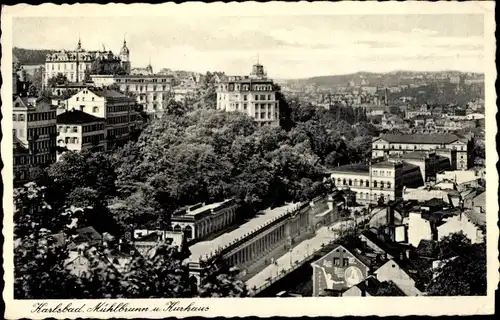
56 110 106 161
216 62 280 127
65 87 139 149
329 160 424 204
390 151 451 182
13 96 57 166
374 260 423 296
170 199 238 242
311 244 370 296
13 136 30 184
371 134 472 170
91 74 175 117
44 39 130 87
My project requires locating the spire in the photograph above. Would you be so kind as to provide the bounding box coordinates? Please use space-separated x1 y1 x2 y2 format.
76 34 82 51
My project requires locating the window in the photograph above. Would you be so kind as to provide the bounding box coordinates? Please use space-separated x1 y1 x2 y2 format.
343 179 347 185
72 126 78 133
333 257 340 266
387 182 391 189
12 129 16 136
255 95 258 100
243 95 247 101
366 181 369 187
93 107 99 113
343 258 349 267
76 97 79 101
360 179 364 186
243 103 247 110
12 114 17 121
374 181 378 188
348 179 352 186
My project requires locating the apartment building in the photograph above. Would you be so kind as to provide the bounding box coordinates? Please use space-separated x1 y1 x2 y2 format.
65 87 139 150
216 61 280 127
329 160 424 204
91 74 175 118
56 109 106 161
12 96 57 166
371 134 472 170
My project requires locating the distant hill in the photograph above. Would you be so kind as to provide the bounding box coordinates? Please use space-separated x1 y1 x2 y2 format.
286 71 484 89
13 47 56 65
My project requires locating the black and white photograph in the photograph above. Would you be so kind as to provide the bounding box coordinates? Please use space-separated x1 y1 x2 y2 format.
2 2 497 318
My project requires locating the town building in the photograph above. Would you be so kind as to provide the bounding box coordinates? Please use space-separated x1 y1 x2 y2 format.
44 38 130 87
170 199 238 243
91 74 175 117
13 136 30 185
371 134 472 170
329 160 424 204
216 61 280 127
65 87 140 150
132 230 185 255
406 199 485 247
389 151 451 182
12 96 58 166
311 244 371 296
56 109 106 161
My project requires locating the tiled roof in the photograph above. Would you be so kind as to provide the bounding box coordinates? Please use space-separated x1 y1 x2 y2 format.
57 109 104 124
463 210 486 227
377 134 461 144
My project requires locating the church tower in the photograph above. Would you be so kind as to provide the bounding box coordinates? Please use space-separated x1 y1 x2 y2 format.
249 54 266 79
119 38 131 74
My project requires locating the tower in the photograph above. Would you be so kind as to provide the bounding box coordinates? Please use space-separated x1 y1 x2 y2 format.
250 54 266 79
119 38 131 74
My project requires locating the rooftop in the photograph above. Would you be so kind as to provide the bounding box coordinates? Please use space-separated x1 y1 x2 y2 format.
328 164 369 174
187 202 299 263
377 134 461 145
57 109 105 124
87 87 133 100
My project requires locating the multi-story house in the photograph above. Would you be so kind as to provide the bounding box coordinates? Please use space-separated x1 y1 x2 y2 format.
65 87 139 150
371 134 472 170
44 39 130 87
56 109 106 161
329 160 424 204
91 74 175 118
216 61 280 127
13 136 30 185
13 96 57 166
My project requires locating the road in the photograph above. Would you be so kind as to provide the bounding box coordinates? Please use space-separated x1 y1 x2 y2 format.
246 217 366 291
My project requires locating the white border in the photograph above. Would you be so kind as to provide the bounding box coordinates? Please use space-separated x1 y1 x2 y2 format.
2 2 497 318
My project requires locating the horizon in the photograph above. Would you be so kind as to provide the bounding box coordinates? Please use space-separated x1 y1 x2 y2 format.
13 14 484 79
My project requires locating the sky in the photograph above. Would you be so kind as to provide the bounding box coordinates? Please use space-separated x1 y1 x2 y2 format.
12 14 485 79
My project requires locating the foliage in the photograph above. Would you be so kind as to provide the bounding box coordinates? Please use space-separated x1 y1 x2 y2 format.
47 73 69 87
425 232 486 296
13 47 56 65
198 257 247 297
375 281 405 296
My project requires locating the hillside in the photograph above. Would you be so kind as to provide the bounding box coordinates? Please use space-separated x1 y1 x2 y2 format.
287 71 484 89
13 47 56 65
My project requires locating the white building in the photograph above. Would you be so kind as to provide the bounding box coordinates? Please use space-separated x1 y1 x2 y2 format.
216 61 280 127
65 87 139 149
56 109 106 161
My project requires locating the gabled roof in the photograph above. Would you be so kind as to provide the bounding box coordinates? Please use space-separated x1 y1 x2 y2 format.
13 136 28 152
415 239 440 259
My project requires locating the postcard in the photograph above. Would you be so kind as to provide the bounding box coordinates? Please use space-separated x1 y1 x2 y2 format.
2 2 497 318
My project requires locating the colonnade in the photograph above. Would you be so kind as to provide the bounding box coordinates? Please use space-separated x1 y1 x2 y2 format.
225 222 288 267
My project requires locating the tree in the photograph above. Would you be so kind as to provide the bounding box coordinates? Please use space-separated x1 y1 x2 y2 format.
198 257 247 297
47 73 69 87
375 281 405 296
426 232 486 296
14 232 81 299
